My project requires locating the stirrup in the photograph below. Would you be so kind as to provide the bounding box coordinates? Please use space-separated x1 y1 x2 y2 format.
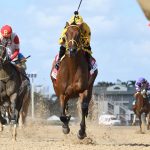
55 61 60 70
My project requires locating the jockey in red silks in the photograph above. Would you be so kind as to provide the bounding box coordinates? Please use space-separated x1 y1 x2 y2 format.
0 25 19 61
0 25 28 79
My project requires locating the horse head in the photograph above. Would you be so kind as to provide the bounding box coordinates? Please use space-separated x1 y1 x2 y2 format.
65 22 82 56
0 44 9 65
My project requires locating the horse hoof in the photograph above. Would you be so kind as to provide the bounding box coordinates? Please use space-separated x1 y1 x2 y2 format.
77 130 87 140
10 120 16 125
60 116 71 123
62 127 70 134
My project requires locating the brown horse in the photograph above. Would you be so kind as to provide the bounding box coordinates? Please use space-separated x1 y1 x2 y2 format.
51 23 98 139
0 44 31 140
132 91 150 133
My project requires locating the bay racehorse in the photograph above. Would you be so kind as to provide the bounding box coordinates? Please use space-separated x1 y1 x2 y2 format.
51 22 98 139
0 44 31 140
132 91 150 133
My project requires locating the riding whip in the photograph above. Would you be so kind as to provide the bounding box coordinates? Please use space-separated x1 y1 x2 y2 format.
74 0 83 22
77 0 83 12
20 55 31 62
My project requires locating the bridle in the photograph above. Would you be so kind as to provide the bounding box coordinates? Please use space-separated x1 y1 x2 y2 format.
0 44 13 81
65 25 82 51
0 44 8 64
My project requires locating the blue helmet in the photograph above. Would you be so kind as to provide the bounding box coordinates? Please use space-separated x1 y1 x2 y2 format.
138 77 147 84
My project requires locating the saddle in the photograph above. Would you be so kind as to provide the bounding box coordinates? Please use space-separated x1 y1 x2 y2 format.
10 63 30 92
51 54 97 80
89 57 97 75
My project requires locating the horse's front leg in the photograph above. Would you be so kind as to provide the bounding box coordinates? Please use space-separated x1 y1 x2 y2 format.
9 93 19 141
138 114 143 133
10 93 18 124
59 95 70 134
146 113 149 130
78 103 87 139
0 108 3 132
146 113 150 130
132 113 137 125
78 90 90 139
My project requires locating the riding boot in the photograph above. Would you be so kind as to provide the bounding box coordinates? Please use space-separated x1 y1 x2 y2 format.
55 46 66 70
16 65 29 82
84 45 92 70
21 70 30 81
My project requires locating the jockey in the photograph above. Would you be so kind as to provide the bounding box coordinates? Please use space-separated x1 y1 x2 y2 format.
55 11 92 70
133 77 150 107
135 77 150 96
14 53 27 73
0 25 27 74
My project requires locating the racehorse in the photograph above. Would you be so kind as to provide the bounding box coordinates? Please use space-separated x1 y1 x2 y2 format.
132 91 150 133
0 44 31 140
51 22 98 139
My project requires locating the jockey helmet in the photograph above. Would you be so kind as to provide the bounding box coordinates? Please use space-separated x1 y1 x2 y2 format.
69 15 83 24
1 25 12 38
138 77 147 84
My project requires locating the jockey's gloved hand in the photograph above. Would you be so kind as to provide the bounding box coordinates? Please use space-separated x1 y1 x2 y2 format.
7 56 11 62
74 11 78 15
141 89 146 95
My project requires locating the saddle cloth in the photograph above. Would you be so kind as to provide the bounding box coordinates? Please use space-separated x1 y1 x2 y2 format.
51 55 98 80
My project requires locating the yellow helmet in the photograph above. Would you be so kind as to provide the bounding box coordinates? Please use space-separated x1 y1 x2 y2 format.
69 15 83 24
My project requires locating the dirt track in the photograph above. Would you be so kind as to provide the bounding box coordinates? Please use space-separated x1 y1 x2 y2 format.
0 120 150 150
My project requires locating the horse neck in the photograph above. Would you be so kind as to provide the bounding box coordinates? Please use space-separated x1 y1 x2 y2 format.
136 94 144 109
66 51 86 71
64 51 88 84
0 63 14 79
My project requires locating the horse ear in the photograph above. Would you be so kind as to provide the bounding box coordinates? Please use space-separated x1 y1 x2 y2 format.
65 22 69 27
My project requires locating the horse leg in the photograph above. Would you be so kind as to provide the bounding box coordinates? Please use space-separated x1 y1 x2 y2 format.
132 113 137 125
142 113 147 133
59 95 70 134
139 113 147 133
148 114 150 130
18 91 30 128
18 111 23 128
78 90 91 139
10 93 18 124
146 113 150 130
0 110 3 132
138 114 143 133
9 93 18 141
0 121 3 132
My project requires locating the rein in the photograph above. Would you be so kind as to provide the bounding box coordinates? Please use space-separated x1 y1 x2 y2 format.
66 39 79 50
